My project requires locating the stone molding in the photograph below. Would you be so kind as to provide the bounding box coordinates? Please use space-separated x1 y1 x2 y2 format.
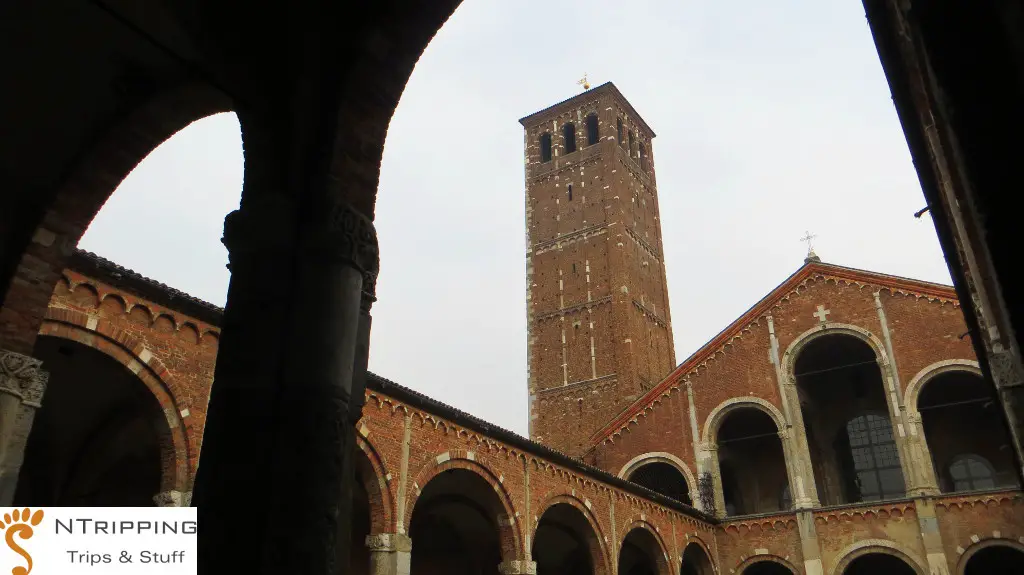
0 349 49 407
153 490 192 507
365 533 412 553
498 560 537 575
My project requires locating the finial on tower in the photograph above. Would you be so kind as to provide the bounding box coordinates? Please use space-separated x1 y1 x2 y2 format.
577 74 591 91
800 230 821 263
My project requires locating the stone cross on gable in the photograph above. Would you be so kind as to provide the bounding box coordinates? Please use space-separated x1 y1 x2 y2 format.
814 304 831 324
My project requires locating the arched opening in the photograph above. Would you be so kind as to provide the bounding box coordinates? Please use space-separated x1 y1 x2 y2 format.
717 407 789 516
680 542 712 575
742 560 794 574
963 543 1024 574
586 113 600 146
918 370 1020 492
540 132 553 162
533 502 604 575
563 123 578 154
842 553 916 574
617 118 625 146
638 143 648 171
627 462 692 505
618 528 666 575
408 468 506 574
14 336 169 506
795 334 905 504
628 130 636 156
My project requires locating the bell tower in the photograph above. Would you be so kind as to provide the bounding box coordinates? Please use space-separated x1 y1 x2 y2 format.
520 82 676 456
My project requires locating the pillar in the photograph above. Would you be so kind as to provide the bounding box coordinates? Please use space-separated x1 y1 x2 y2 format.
904 411 941 496
191 190 379 575
699 443 726 518
914 497 951 575
498 560 538 574
0 349 48 504
795 511 824 575
153 490 193 507
366 533 411 575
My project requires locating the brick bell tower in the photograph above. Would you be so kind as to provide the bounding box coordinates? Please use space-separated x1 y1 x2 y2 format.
520 82 676 456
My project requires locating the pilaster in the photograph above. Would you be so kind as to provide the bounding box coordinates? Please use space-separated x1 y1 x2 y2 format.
795 511 824 575
0 349 49 505
914 497 951 575
366 533 412 575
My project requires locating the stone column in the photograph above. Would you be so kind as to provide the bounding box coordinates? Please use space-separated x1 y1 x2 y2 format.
699 444 726 518
366 534 411 575
153 490 192 507
0 349 48 505
498 560 538 574
904 412 940 496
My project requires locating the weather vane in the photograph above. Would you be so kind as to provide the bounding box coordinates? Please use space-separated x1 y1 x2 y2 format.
577 74 590 91
800 230 818 256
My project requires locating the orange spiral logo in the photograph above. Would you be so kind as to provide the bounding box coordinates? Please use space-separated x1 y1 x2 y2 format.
0 508 44 575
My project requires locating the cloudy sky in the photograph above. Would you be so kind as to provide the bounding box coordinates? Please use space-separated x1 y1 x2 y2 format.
80 0 950 436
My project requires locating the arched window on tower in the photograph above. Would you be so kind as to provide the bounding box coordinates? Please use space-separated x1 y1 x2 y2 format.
638 143 648 171
539 133 552 162
617 118 624 146
563 123 577 154
585 113 599 146
628 131 636 157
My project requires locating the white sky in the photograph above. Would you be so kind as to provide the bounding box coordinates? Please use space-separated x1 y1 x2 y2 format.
79 0 950 436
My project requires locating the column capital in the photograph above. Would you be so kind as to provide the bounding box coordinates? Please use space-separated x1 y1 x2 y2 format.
498 560 537 575
0 349 48 407
302 195 380 312
365 533 412 553
153 490 192 507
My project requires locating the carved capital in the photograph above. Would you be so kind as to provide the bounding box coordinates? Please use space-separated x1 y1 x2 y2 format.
221 194 298 267
153 490 191 507
0 350 48 407
498 560 537 575
302 196 380 311
365 533 411 553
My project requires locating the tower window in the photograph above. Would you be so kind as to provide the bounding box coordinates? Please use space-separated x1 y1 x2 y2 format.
539 133 552 162
616 118 624 146
585 113 599 146
639 143 648 171
563 123 577 154
628 131 635 157
567 183 573 201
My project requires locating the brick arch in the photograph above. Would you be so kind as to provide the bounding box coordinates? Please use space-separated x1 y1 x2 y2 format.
618 451 697 499
533 491 613 575
37 313 190 493
955 537 1024 574
781 322 892 377
680 537 714 568
905 359 982 413
701 396 786 447
0 80 232 356
406 451 523 561
829 538 926 575
734 553 799 574
354 433 394 535
620 519 673 575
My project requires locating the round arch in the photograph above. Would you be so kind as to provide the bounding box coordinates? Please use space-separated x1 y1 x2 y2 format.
701 397 786 447
829 539 926 575
905 360 982 414
735 554 799 574
680 540 714 575
37 316 190 493
618 452 697 496
354 433 394 534
405 452 524 561
533 492 613 575
956 538 1024 574
781 323 891 378
619 520 673 575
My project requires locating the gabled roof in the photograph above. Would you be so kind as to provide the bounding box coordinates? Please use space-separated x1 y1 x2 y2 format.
589 259 958 444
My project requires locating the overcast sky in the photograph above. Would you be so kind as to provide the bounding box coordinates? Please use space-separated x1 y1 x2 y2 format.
80 0 950 436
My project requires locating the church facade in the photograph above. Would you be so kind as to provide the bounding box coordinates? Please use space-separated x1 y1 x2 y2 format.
2 84 1022 575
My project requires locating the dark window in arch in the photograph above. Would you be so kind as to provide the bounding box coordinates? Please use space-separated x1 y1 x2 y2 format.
949 454 996 491
563 123 577 153
539 133 552 162
843 412 905 501
585 113 599 145
567 183 572 201
616 118 624 146
626 461 692 506
638 142 648 171
628 131 636 156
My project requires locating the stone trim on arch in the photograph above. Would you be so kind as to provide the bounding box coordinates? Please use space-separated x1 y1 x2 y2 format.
534 491 613 575
780 322 892 377
354 430 395 535
701 397 786 447
37 311 191 494
734 553 800 574
620 519 673 575
905 359 981 413
679 538 716 574
829 538 927 575
955 536 1024 575
405 450 524 561
618 452 697 498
